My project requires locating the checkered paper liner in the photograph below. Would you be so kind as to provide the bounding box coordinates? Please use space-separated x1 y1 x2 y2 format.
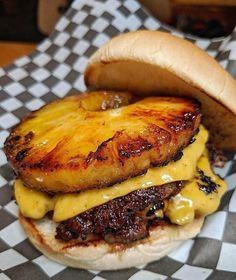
0 0 236 279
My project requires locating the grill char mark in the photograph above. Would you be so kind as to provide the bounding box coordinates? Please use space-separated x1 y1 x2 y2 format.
4 95 201 193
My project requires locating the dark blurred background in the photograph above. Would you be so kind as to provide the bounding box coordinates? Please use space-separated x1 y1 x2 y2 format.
0 0 236 42
0 0 72 42
141 0 236 38
0 0 236 67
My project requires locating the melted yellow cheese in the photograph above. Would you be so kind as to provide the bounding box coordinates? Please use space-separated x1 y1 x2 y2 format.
165 152 227 225
14 125 226 225
15 179 56 219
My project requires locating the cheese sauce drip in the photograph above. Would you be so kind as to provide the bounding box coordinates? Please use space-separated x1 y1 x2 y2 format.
15 181 56 219
165 151 226 225
14 126 226 224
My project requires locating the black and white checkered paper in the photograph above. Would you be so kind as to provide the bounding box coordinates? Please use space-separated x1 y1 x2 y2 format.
0 1 236 279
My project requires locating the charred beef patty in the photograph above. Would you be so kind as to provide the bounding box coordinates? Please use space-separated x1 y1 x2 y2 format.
56 181 183 244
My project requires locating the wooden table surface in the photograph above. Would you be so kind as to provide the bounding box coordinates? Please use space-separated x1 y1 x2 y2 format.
0 42 36 67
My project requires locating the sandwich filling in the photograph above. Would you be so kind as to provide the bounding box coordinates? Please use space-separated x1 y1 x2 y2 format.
14 126 226 244
4 91 226 244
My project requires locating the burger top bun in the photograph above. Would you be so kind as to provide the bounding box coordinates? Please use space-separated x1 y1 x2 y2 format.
85 30 236 150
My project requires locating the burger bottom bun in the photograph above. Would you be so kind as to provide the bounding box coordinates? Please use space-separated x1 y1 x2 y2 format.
19 214 204 270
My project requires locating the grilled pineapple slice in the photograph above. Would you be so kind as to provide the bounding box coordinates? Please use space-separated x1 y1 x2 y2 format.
5 91 201 193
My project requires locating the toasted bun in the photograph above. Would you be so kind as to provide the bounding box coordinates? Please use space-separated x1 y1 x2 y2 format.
20 214 204 270
85 30 236 149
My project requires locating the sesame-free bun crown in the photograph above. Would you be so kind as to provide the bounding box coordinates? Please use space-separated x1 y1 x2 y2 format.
85 30 236 149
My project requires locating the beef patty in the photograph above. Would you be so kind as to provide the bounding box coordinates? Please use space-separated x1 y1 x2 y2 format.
56 181 183 244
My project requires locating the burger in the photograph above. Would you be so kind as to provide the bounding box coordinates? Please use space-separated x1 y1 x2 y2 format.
4 31 236 270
